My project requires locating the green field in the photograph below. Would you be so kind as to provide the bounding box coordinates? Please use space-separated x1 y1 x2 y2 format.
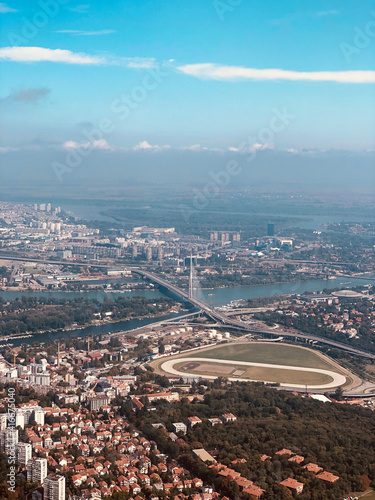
174 360 333 385
193 343 339 372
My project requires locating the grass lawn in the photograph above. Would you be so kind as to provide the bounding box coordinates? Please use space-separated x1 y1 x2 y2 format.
174 360 333 385
192 343 339 372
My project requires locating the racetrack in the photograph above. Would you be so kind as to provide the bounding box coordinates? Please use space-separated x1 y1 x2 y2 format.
160 357 347 390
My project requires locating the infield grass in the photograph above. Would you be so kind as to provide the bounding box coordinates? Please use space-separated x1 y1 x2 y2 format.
192 343 339 372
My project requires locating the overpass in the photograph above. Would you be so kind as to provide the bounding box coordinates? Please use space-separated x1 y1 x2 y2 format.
0 252 374 360
134 269 375 360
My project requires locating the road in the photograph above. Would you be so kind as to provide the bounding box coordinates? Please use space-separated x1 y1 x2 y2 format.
1 252 374 360
134 269 375 360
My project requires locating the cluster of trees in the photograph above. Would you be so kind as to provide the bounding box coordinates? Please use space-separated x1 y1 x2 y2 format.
0 266 10 280
255 297 375 353
197 270 310 289
138 383 375 499
0 295 175 336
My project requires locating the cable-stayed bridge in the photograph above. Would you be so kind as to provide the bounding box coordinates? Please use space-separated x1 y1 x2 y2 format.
133 268 375 360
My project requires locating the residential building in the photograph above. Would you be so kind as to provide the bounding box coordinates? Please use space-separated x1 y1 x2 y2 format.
44 474 66 500
17 442 32 465
27 457 48 484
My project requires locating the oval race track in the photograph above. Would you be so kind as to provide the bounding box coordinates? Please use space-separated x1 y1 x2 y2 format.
160 357 347 390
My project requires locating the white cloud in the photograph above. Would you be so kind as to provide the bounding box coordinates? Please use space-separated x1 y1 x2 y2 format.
177 63 375 84
133 140 170 151
63 139 111 150
0 3 17 13
0 46 104 65
0 46 157 69
228 143 274 153
56 29 116 36
284 147 298 154
108 56 157 69
0 146 19 153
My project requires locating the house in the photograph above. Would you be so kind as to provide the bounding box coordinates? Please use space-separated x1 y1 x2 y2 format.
288 455 305 464
303 463 323 474
259 454 271 462
173 422 187 435
130 483 141 494
222 413 237 423
188 416 202 427
235 477 253 490
280 478 304 494
275 448 294 456
192 478 203 488
208 418 222 426
192 449 217 464
243 485 265 499
317 471 339 483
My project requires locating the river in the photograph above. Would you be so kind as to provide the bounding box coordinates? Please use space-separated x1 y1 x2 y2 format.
1 274 375 347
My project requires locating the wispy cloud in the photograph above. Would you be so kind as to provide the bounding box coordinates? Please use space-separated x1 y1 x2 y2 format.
0 46 158 69
1 87 50 104
0 146 19 153
111 56 157 69
0 3 17 13
68 4 89 13
0 46 104 64
177 63 375 84
63 139 111 151
56 29 116 36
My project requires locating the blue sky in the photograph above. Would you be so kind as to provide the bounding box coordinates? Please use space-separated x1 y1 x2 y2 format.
0 0 374 182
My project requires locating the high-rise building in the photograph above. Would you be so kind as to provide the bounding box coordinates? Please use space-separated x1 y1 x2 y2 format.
146 247 152 261
17 442 32 465
267 223 275 237
15 410 25 429
44 474 65 500
0 414 7 430
0 428 18 454
27 457 47 484
32 408 45 426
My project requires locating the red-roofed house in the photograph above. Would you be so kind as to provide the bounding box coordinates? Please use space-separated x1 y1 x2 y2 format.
317 471 339 483
280 478 304 494
303 463 323 474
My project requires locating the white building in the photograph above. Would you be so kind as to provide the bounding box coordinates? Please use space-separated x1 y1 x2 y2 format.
44 474 65 500
27 457 47 484
17 442 32 465
32 408 45 426
172 422 187 435
0 428 18 454
0 414 7 430
15 410 25 429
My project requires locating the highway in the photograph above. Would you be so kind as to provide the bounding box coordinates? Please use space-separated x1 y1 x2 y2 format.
1 252 374 360
134 269 375 360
